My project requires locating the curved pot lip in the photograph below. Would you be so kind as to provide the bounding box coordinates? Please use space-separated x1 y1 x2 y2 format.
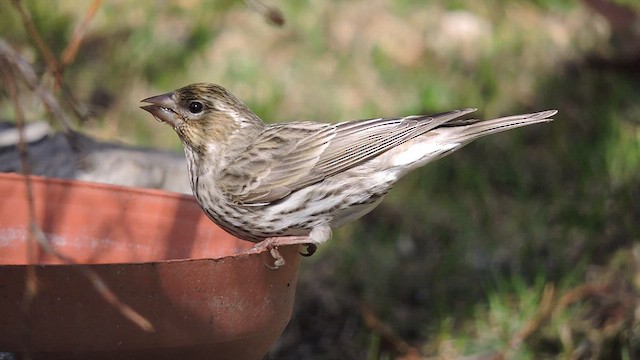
0 172 289 267
0 172 196 201
0 251 264 267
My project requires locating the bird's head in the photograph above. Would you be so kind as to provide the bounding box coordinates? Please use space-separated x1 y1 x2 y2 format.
141 83 263 155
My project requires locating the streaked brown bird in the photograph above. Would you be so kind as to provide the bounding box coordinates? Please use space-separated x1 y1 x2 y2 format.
141 83 556 268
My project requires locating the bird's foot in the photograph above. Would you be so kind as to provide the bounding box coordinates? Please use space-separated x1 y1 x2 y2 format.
300 244 317 257
246 226 331 269
248 236 313 270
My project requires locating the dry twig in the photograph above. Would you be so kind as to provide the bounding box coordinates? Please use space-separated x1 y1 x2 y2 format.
60 0 103 71
245 0 285 26
1 56 39 354
360 301 422 359
0 39 81 151
494 283 557 360
10 0 63 86
508 283 556 350
9 0 90 123
1 42 154 335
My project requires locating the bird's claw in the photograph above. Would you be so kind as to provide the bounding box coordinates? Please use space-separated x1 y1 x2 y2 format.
299 244 317 257
266 247 286 270
248 235 321 270
265 243 316 270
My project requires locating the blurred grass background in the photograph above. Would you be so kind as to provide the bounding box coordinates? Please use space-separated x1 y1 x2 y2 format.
2 0 640 358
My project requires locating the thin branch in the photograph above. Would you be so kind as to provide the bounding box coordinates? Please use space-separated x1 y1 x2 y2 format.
0 38 81 151
30 224 155 332
1 57 39 356
245 0 285 26
360 301 422 359
10 0 90 123
56 0 103 124
1 58 154 334
10 0 64 87
60 0 103 70
554 283 609 314
508 283 556 350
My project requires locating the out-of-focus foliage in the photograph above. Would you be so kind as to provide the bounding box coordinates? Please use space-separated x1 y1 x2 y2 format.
2 0 640 358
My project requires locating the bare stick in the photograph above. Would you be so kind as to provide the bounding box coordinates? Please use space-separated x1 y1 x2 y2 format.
0 38 81 151
1 56 39 355
10 0 63 86
360 301 422 359
245 0 285 26
1 61 154 333
10 0 89 123
61 0 103 70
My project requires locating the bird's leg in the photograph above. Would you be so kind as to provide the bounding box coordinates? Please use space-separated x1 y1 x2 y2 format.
246 226 332 270
250 236 311 269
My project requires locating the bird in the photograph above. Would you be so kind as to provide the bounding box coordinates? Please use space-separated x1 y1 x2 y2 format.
141 83 557 268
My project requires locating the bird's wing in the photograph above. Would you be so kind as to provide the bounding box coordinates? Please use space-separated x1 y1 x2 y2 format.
221 109 477 205
219 121 337 204
314 109 477 176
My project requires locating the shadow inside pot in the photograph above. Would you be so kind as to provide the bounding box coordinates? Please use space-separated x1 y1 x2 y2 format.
0 173 301 360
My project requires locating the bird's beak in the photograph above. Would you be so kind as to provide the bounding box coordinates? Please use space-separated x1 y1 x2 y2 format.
140 92 180 127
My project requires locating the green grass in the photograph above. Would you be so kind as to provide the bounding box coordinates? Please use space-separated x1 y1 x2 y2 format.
3 1 640 358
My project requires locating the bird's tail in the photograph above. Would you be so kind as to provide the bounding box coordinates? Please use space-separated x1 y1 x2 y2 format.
444 110 557 144
382 109 556 178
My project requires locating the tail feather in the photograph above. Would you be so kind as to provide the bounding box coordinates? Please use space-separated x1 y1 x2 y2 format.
446 110 557 144
387 109 557 172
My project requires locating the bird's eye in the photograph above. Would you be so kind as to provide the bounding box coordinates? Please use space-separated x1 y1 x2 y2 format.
189 101 204 114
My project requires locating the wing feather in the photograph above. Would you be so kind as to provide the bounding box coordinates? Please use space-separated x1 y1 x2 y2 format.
221 109 476 204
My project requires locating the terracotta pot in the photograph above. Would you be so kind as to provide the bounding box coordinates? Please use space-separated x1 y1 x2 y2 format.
0 173 301 359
